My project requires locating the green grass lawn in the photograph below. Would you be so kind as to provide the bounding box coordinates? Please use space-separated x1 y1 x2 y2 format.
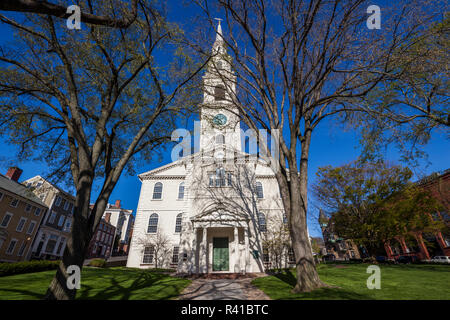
0 267 191 300
252 263 450 300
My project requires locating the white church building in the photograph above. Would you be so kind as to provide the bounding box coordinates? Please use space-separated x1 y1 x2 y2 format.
126 22 303 274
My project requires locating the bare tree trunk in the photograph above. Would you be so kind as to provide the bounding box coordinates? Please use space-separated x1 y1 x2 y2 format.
282 133 326 293
43 174 93 300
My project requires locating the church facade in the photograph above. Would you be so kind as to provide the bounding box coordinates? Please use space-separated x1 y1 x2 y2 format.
126 23 301 273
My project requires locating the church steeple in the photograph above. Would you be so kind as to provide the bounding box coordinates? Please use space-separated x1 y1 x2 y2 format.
199 20 241 152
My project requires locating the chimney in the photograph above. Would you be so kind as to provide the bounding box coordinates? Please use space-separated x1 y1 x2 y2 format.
115 199 121 208
6 167 23 182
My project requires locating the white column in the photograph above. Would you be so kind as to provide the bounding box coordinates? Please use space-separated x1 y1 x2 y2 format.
53 236 62 256
244 228 249 274
234 227 239 273
191 227 197 274
201 227 207 273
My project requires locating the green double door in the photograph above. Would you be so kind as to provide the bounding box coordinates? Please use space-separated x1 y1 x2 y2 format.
213 237 229 271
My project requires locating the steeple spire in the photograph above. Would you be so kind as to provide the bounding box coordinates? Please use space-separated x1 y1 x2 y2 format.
213 18 224 53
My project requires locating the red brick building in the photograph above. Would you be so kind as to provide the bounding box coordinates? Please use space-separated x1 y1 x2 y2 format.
85 218 116 259
384 169 450 260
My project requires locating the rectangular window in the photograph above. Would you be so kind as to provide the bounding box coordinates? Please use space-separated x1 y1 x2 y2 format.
1 213 13 228
172 246 179 264
48 211 57 224
34 207 42 216
17 241 27 256
16 217 27 232
27 221 37 235
64 201 70 211
143 246 154 264
71 205 75 215
10 198 19 208
6 239 18 255
64 220 72 232
25 204 32 212
57 215 65 227
54 196 62 206
0 191 3 201
263 246 270 263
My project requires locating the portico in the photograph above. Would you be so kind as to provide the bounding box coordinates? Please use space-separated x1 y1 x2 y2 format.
192 219 249 274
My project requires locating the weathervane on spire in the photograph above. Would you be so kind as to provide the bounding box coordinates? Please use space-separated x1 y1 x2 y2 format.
214 17 223 26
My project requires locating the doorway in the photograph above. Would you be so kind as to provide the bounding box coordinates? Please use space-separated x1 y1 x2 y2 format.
213 237 229 271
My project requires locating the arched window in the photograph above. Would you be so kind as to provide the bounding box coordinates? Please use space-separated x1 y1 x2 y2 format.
152 182 163 199
256 182 264 199
216 134 225 144
147 214 159 233
175 213 182 233
214 85 225 101
216 61 222 70
258 212 266 232
178 182 185 200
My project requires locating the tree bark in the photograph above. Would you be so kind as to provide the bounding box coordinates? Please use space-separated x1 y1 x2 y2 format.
43 174 93 300
279 132 326 293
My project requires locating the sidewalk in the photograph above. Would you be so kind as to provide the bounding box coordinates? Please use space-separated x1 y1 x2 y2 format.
177 274 270 300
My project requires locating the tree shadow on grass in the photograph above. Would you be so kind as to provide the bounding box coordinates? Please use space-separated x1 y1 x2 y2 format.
272 269 374 300
77 270 185 300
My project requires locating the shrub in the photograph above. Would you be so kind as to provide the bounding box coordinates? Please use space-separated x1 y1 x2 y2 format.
0 260 60 277
88 259 106 268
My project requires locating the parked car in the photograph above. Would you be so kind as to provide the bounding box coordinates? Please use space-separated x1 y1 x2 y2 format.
430 256 450 264
397 255 419 264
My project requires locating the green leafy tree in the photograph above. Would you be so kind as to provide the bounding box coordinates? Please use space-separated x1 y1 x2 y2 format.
313 161 444 258
0 0 206 299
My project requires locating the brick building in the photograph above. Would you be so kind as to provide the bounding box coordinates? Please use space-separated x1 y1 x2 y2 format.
86 218 116 259
0 168 47 262
384 169 450 260
24 176 75 260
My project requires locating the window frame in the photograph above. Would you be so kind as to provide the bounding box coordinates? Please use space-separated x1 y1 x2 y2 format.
175 213 182 233
178 182 185 200
26 220 37 235
142 245 155 264
54 196 62 206
10 198 19 208
57 215 65 227
147 213 159 234
255 182 264 199
172 246 180 264
6 238 18 255
1 212 13 228
17 241 27 257
16 217 27 232
258 212 267 232
48 211 57 224
152 182 163 200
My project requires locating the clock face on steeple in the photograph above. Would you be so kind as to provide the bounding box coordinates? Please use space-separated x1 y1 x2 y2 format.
212 113 227 126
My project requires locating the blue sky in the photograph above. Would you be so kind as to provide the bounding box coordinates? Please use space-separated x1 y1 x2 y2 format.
0 1 449 238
